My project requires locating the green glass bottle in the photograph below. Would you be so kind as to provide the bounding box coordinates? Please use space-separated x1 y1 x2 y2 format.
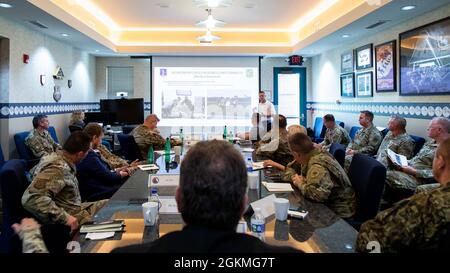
147 145 154 164
228 131 233 144
165 137 171 154
223 125 227 140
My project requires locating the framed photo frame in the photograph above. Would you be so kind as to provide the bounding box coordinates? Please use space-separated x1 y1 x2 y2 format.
355 44 373 70
399 16 450 96
356 71 373 97
341 51 354 73
340 73 355 97
375 40 396 92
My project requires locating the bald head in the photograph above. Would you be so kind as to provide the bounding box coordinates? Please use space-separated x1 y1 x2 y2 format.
144 114 160 129
428 117 450 142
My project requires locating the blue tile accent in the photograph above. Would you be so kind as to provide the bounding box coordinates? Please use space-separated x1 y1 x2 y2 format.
307 101 450 120
0 101 152 119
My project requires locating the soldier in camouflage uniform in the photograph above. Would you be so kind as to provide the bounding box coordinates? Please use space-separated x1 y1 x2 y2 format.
345 111 382 170
22 132 107 233
314 114 351 151
131 114 181 159
375 115 414 168
12 218 48 253
356 138 450 252
25 115 61 158
256 114 293 167
287 133 356 218
96 143 130 169
385 117 450 192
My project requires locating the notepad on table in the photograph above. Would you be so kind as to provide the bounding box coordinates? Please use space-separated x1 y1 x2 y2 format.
138 164 160 171
80 219 124 233
262 182 294 192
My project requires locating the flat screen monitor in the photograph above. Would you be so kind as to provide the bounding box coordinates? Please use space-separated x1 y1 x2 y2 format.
100 98 144 125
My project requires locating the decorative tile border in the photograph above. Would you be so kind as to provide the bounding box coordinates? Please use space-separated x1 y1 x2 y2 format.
307 101 450 120
0 102 152 119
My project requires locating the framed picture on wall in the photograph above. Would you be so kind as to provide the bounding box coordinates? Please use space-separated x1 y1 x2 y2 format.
355 44 373 70
341 51 354 73
356 71 373 97
375 40 396 92
399 16 450 96
340 73 355 97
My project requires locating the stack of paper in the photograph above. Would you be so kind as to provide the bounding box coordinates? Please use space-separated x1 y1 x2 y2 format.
251 161 265 171
138 164 160 171
387 149 408 167
80 220 124 233
262 182 294 192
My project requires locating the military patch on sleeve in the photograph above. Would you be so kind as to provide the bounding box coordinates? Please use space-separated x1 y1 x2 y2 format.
32 176 50 190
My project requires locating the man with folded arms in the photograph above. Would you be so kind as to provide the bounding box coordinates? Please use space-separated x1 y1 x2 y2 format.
25 114 61 158
22 131 107 233
375 115 414 168
112 140 301 253
314 114 351 151
344 110 382 170
357 138 450 252
286 133 356 218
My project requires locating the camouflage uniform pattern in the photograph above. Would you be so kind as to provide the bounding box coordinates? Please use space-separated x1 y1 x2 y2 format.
319 125 351 151
131 125 181 159
19 227 48 253
345 124 382 170
357 183 450 252
295 149 356 218
376 131 415 168
96 143 128 169
22 153 107 225
282 160 302 182
416 183 440 194
385 140 437 191
25 129 61 158
256 130 293 167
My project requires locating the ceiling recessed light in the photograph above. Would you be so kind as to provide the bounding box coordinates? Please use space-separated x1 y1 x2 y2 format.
61 33 70 37
342 34 350 38
401 5 416 11
0 3 12 8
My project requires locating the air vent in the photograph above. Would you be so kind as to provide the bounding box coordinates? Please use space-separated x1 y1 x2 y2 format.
365 20 390 29
28 20 48 29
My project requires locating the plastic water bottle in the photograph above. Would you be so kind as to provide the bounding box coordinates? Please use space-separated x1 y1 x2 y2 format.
228 131 234 144
149 187 161 209
251 207 265 242
223 125 227 140
246 157 253 172
147 145 154 164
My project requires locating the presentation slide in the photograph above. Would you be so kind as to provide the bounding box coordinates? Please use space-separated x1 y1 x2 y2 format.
153 67 259 127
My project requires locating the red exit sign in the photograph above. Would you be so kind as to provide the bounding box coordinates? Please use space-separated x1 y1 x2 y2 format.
289 55 304 66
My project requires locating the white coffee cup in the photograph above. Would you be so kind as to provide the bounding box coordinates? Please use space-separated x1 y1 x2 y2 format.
174 146 181 156
247 172 259 189
274 198 290 221
142 201 159 226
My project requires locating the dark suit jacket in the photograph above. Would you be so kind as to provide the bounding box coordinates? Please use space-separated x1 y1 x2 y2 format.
112 225 302 253
76 149 125 201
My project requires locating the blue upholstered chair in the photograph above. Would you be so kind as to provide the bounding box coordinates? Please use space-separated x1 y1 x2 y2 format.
14 131 35 161
0 144 5 171
410 135 425 157
329 143 345 168
346 153 386 230
0 159 70 253
336 120 345 128
117 133 143 161
349 126 361 140
47 126 59 143
312 117 326 143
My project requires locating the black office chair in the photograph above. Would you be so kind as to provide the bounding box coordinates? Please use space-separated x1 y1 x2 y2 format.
0 160 71 253
329 143 345 168
346 153 386 230
122 125 137 135
117 134 143 161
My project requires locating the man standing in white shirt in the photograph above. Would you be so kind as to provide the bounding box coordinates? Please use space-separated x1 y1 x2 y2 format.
257 91 276 135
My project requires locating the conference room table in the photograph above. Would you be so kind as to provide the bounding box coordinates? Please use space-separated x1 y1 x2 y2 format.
77 143 358 253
